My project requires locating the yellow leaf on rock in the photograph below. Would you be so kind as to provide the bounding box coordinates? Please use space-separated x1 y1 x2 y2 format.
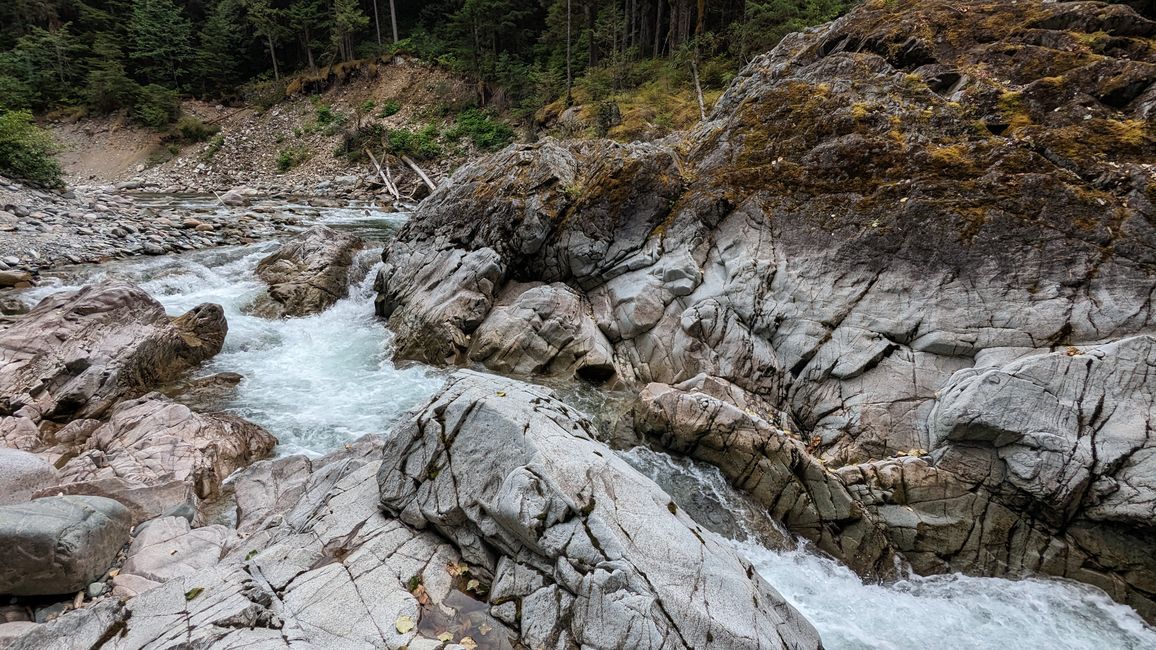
395 615 415 634
460 637 478 650
466 579 480 592
437 631 454 642
496 391 507 397
479 622 493 636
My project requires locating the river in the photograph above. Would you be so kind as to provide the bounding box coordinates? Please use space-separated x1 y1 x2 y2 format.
18 202 1156 650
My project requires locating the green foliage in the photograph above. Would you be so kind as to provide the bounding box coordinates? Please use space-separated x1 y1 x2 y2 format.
201 134 225 161
172 116 221 143
84 38 140 114
445 109 514 151
385 125 442 160
134 84 181 128
378 100 401 117
128 0 194 86
193 0 247 96
276 145 311 171
0 110 62 187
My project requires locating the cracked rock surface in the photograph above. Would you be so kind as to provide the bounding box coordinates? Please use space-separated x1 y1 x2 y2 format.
373 0 1156 619
0 282 226 432
379 370 822 650
252 224 364 318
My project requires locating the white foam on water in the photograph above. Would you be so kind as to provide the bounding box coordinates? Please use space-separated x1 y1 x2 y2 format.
24 230 444 456
621 446 1156 650
17 202 1156 648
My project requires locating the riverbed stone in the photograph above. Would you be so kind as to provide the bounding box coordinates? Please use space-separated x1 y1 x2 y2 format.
252 224 364 317
0 283 227 427
0 449 59 506
379 370 822 650
0 496 131 596
55 394 277 502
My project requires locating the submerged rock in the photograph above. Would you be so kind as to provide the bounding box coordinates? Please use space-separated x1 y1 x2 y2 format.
253 224 364 317
379 370 822 650
0 496 131 596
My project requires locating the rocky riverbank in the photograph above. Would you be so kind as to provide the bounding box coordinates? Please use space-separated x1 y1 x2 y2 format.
0 177 306 279
373 0 1156 620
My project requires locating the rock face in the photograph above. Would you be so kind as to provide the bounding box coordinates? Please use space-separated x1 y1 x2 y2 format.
53 394 277 509
374 0 1156 618
0 283 227 430
379 370 821 650
253 224 364 317
0 496 131 596
0 449 59 506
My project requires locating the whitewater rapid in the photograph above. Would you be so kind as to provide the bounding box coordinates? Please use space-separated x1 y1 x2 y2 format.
18 203 1156 649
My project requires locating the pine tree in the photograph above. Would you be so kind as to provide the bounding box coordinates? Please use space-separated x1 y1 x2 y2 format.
241 0 287 80
287 0 328 70
194 0 248 95
331 0 369 62
127 0 194 87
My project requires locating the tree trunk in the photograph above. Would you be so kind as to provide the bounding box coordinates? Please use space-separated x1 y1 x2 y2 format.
372 0 382 45
586 1 597 66
389 0 399 43
566 0 573 105
690 56 706 120
266 33 280 80
653 0 664 56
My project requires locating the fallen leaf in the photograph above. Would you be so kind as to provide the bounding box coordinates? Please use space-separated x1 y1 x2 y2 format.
245 550 258 561
447 562 469 577
466 579 480 592
395 614 415 634
479 622 493 636
184 587 204 601
413 584 430 605
437 631 454 642
495 390 507 397
459 637 478 650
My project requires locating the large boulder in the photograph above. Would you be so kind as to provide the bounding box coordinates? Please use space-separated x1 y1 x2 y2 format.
373 0 1156 616
0 449 59 506
1 436 520 649
467 282 618 382
379 370 822 650
0 496 131 596
53 394 277 509
253 224 364 317
0 283 226 430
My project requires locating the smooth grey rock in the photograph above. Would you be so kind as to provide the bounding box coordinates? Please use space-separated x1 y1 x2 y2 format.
122 517 232 583
252 225 364 318
468 282 618 381
0 496 131 596
0 449 58 505
379 370 822 650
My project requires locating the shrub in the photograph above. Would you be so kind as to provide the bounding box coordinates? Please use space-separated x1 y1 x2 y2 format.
172 116 220 143
276 145 311 172
200 134 224 161
379 100 401 117
0 110 62 187
385 124 441 160
134 84 181 128
445 109 514 151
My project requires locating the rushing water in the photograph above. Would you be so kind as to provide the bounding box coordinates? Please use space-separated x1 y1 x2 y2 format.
15 201 1156 648
22 205 446 455
622 448 1156 650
